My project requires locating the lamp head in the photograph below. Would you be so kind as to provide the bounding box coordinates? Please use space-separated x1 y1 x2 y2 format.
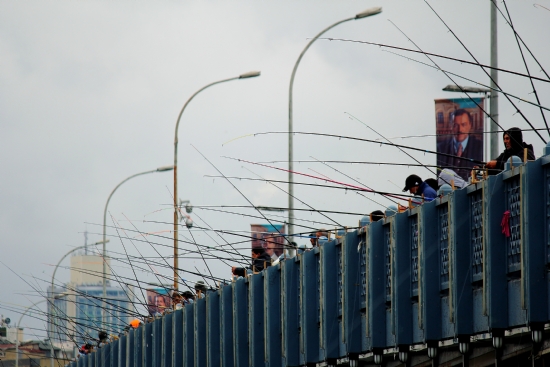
356 7 382 19
239 71 261 79
156 165 174 172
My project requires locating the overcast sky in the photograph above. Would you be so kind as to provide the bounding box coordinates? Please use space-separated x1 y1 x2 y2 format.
1 0 549 339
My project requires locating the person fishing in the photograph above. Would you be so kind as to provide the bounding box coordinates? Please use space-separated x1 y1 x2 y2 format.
402 174 437 201
485 127 535 173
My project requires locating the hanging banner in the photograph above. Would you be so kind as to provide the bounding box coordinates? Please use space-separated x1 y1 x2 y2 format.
435 97 485 181
250 224 286 261
146 287 172 316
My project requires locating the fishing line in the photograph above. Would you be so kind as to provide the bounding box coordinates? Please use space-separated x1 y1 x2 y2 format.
223 156 411 202
242 166 343 227
500 0 549 136
421 1 547 143
191 144 295 255
311 156 399 207
251 132 486 165
316 37 550 84
382 49 550 113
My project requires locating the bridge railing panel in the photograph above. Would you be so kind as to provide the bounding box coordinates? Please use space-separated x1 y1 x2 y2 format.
343 230 365 356
248 271 264 367
301 247 321 364
368 220 387 350
523 159 548 323
265 264 282 367
173 309 183 367
282 256 301 366
183 302 194 367
162 312 172 367
321 239 341 361
233 277 249 367
207 288 220 367
484 174 508 330
220 283 234 367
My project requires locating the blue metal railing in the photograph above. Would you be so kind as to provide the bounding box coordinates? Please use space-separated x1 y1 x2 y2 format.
72 157 550 367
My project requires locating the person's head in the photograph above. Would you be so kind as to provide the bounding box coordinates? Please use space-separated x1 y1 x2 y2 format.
452 109 473 142
316 229 328 239
503 127 523 151
172 291 182 303
369 210 385 222
403 174 423 194
194 281 207 293
84 343 92 350
309 232 317 247
98 331 108 341
251 247 265 258
182 290 195 300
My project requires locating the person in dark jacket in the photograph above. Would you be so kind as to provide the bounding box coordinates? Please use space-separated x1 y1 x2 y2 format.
403 174 437 201
486 127 535 173
232 248 272 277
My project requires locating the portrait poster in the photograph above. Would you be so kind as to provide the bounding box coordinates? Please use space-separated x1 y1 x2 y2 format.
250 224 286 260
146 287 172 315
435 97 485 181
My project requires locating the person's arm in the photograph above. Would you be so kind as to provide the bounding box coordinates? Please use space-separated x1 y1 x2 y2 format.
485 160 497 169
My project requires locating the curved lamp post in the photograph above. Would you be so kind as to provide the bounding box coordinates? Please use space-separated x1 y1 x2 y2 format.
173 71 261 291
15 299 46 367
287 7 381 241
17 293 68 367
102 166 174 328
50 240 107 350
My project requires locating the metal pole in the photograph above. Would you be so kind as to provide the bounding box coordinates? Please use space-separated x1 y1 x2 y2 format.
102 167 172 330
490 0 499 159
288 8 381 245
173 72 260 291
16 299 46 367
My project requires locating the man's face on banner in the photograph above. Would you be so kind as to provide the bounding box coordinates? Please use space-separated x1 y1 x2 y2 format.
453 113 472 142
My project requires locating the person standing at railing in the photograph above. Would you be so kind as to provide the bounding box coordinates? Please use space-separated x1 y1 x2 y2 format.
402 174 437 201
485 127 535 172
232 247 272 277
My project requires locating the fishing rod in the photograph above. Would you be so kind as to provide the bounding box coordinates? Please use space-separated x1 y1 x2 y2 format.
310 156 399 207
242 166 344 227
500 0 549 135
251 132 487 165
192 204 388 217
316 36 550 84
254 159 501 171
191 144 295 252
383 49 550 113
192 206 350 231
421 2 547 143
204 174 415 199
98 219 255 260
223 156 412 202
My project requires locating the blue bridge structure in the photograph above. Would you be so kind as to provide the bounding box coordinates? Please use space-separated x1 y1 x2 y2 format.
72 154 550 367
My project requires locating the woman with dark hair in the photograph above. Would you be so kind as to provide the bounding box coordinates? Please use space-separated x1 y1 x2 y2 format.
486 127 535 172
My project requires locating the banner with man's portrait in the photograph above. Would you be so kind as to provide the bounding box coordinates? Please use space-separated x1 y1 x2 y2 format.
146 287 172 316
250 224 286 262
435 97 485 181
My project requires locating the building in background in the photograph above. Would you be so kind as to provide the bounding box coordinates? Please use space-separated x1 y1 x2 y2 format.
48 248 134 347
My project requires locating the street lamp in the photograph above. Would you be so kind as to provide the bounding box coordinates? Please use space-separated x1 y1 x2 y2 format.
287 7 381 242
49 240 108 354
173 71 261 291
442 84 493 162
16 294 68 367
102 165 174 329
